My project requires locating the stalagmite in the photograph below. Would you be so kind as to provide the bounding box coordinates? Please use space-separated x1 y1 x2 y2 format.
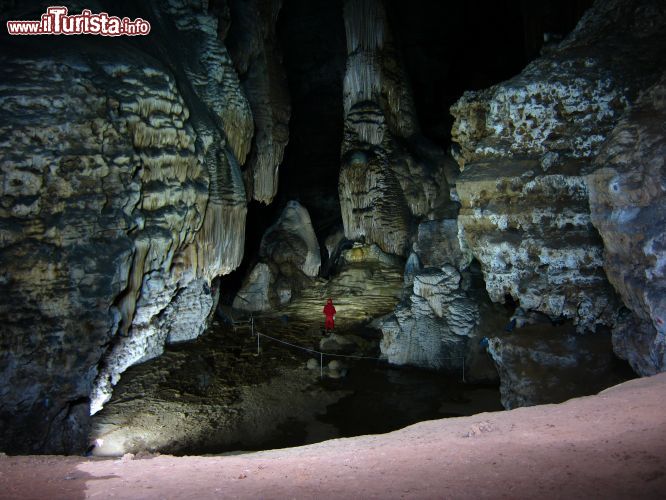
339 0 438 257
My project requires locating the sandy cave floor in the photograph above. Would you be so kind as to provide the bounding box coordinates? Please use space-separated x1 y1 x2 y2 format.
1 373 666 499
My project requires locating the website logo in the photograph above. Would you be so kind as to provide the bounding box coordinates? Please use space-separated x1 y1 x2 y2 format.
6 6 151 36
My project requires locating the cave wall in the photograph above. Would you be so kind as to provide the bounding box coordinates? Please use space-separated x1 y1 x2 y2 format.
2 0 665 454
0 0 286 453
587 73 666 375
450 0 666 333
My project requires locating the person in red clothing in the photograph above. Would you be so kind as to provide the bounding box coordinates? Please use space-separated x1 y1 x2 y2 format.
323 298 336 334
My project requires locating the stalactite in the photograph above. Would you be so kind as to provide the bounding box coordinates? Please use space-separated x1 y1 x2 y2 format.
343 0 385 54
227 0 290 204
343 52 382 114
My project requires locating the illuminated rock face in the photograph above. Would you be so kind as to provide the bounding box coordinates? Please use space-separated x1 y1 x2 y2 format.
0 0 285 453
450 0 666 332
380 266 479 371
234 201 320 312
587 74 666 375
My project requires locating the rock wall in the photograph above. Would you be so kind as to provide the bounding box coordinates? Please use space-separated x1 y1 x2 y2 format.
486 327 624 409
587 73 666 375
450 0 666 333
0 0 283 453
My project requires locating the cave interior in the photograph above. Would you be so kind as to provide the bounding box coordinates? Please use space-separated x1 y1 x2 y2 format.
0 0 665 462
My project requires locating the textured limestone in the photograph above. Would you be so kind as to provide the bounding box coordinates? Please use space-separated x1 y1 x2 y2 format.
261 201 321 279
339 0 447 257
253 243 404 334
0 0 257 453
486 327 626 409
587 73 666 375
450 0 666 331
227 0 291 204
380 266 478 371
234 201 320 312
233 263 274 313
455 160 618 330
379 257 504 383
413 218 469 271
90 0 255 417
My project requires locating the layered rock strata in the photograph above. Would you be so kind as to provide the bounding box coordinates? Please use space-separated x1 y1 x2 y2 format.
450 0 666 333
0 0 261 453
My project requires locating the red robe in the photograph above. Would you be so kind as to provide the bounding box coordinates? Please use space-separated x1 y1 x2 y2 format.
323 302 336 330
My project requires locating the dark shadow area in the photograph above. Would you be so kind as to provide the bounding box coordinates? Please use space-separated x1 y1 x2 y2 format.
276 0 346 238
384 0 593 148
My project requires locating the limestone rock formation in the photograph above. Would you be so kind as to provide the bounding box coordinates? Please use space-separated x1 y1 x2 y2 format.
379 257 504 383
450 0 666 331
0 0 258 453
380 266 478 371
234 201 320 311
486 327 626 409
338 0 447 257
287 242 404 330
261 200 321 279
250 243 404 335
227 0 291 204
587 73 666 375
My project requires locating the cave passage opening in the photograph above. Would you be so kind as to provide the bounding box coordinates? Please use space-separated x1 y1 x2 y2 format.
92 0 633 458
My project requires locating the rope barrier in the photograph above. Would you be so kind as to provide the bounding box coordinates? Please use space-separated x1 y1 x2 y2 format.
253 329 467 381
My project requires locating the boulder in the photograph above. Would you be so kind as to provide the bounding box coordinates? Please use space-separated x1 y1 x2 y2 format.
232 263 273 312
234 201 320 312
261 200 321 278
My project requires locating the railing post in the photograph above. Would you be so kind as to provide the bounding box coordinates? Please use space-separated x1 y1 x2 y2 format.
320 352 323 379
257 332 260 355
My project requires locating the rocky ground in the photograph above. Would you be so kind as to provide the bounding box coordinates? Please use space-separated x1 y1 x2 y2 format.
1 373 665 499
90 318 349 457
90 311 502 457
